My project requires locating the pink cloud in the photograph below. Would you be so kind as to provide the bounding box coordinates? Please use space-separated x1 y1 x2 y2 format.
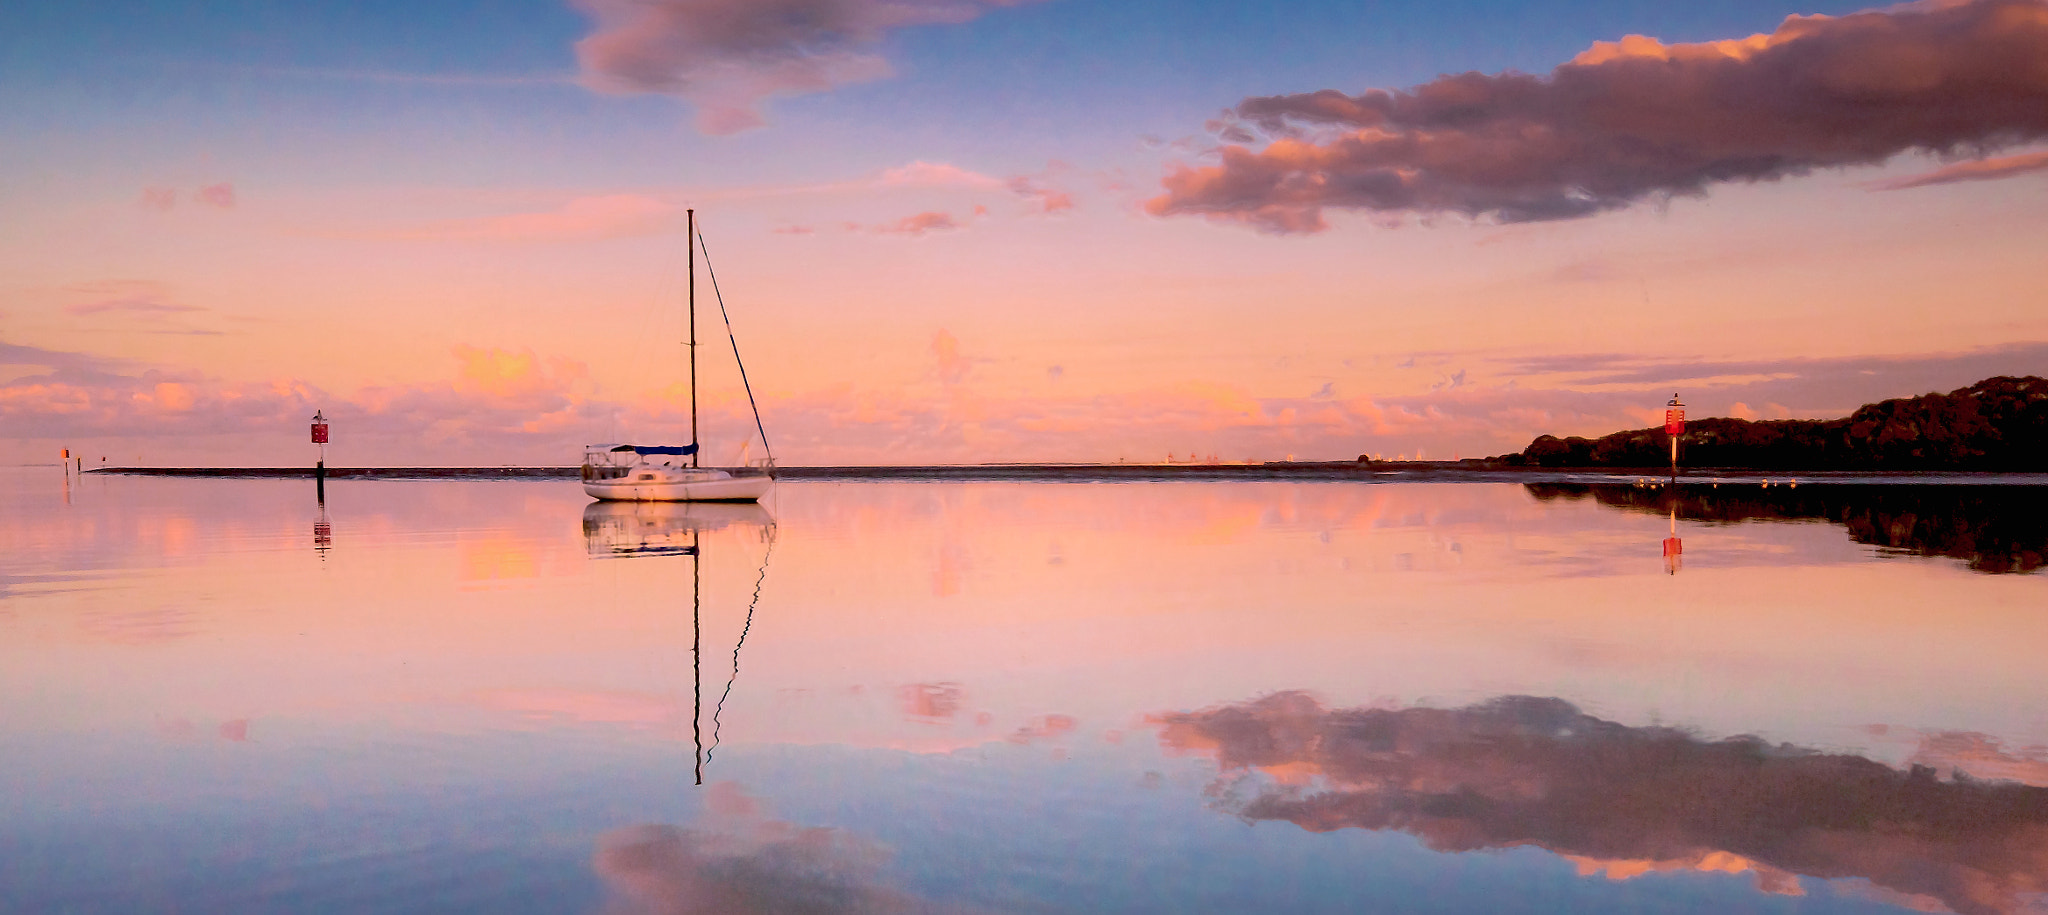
139 187 177 211
879 160 1004 188
572 0 1046 134
1006 169 1076 213
1150 0 2048 231
377 194 678 242
873 210 962 236
1872 148 2048 190
65 298 203 317
195 183 236 209
0 345 600 456
1725 401 1793 421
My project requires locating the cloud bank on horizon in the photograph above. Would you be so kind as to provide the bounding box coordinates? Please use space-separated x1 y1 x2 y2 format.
1150 0 2048 232
573 0 1044 134
9 331 2046 466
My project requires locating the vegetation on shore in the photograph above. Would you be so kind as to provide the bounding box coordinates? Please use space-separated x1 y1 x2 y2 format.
1505 376 2048 471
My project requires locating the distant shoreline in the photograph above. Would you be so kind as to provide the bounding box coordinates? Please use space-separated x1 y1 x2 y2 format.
77 464 2048 485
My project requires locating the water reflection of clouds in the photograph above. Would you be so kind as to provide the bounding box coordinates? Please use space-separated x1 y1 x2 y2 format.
1894 728 2048 789
1155 693 2048 915
899 683 964 721
78 603 199 645
595 782 981 915
469 687 682 729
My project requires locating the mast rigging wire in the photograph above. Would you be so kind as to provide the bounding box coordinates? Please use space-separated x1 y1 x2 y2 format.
694 228 775 469
707 526 776 767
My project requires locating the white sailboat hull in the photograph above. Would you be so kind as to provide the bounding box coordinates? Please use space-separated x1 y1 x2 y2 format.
584 471 772 503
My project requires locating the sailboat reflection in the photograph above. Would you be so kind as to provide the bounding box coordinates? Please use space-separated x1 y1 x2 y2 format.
1159 693 2048 914
581 501 773 558
581 501 776 785
1530 483 2048 574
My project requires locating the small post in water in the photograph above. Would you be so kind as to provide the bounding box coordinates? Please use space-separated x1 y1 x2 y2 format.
311 410 329 503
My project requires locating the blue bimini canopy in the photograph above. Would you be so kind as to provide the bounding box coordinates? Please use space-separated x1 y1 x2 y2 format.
610 444 698 456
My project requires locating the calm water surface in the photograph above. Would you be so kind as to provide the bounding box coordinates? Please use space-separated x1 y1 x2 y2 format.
3 469 2046 914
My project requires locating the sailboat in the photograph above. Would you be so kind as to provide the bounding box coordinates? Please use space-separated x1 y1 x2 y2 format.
583 209 775 503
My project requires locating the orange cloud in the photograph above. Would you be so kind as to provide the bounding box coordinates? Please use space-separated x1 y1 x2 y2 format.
451 345 591 401
873 210 964 236
930 330 970 385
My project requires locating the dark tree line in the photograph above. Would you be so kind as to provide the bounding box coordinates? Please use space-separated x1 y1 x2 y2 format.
1509 376 2048 471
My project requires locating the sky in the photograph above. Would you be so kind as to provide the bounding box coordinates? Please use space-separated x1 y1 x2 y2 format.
2 0 2045 466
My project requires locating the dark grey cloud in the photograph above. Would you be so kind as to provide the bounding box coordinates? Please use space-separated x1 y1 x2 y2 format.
573 0 1044 134
1158 693 2048 915
1149 0 2048 232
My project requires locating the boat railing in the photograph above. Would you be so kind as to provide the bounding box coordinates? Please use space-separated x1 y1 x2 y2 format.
581 454 636 481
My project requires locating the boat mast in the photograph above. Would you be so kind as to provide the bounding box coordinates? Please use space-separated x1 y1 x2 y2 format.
688 208 699 468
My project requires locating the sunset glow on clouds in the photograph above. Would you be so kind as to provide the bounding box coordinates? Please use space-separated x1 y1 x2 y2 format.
1150 0 2048 230
3 0 2046 465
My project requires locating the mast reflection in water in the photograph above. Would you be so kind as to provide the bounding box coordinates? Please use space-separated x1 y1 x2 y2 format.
1157 693 2048 915
581 501 776 785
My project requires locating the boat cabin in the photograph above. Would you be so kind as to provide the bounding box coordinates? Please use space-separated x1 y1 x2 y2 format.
581 443 698 482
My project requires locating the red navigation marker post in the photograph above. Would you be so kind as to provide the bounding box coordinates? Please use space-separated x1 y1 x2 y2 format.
310 410 329 502
1664 394 1685 480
